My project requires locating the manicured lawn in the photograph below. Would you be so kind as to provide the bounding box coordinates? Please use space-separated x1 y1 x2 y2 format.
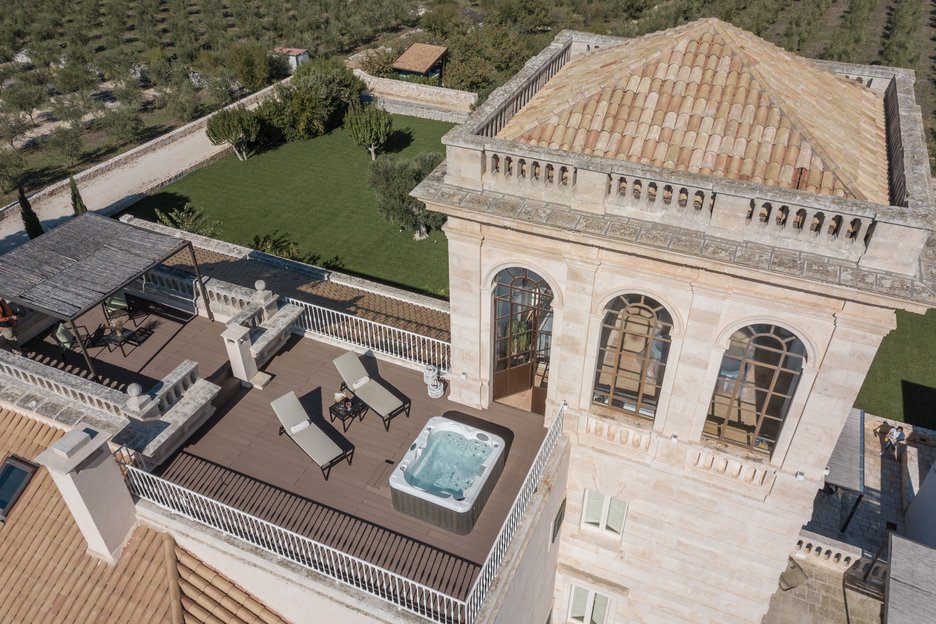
125 115 453 296
854 309 936 429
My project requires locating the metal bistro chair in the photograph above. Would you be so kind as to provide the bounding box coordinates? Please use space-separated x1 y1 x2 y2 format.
102 290 139 328
52 323 93 365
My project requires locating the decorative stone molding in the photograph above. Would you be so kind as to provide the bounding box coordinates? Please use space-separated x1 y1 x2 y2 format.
578 412 654 460
684 445 777 499
793 529 862 570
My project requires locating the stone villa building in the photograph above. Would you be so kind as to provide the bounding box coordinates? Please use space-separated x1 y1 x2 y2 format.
414 17 936 624
1 17 934 624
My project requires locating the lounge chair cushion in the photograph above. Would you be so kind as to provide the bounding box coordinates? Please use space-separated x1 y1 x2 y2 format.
54 324 73 345
290 420 311 434
271 392 344 468
352 376 370 390
354 382 402 418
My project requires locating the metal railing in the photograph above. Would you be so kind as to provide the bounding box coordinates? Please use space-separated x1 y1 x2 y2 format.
287 297 451 372
464 401 566 620
119 462 468 622
116 402 567 623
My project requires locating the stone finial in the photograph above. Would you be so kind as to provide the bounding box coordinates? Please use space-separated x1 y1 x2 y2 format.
254 279 266 291
127 383 142 397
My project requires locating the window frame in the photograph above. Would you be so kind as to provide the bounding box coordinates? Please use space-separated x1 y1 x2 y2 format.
581 490 627 535
703 324 806 455
567 584 611 624
0 454 38 522
592 293 673 421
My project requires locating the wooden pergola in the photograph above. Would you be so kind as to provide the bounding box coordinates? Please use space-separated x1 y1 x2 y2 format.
0 214 213 378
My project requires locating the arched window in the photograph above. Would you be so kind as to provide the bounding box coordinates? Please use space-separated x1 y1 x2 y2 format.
704 324 806 454
592 294 674 420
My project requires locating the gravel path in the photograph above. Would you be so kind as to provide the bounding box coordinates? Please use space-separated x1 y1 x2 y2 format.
0 128 227 253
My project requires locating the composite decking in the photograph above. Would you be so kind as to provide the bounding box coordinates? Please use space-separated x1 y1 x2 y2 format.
158 338 546 599
22 300 547 600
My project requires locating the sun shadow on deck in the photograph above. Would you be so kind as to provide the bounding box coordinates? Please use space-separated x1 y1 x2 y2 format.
156 451 481 599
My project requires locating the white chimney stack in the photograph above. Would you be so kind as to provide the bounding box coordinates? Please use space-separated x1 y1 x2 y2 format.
36 428 137 564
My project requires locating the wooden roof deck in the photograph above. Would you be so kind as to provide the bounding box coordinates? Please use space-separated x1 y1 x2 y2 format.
19 299 548 598
20 300 229 393
157 338 547 599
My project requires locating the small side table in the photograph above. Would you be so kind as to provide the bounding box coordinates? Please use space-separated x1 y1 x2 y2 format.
329 395 368 432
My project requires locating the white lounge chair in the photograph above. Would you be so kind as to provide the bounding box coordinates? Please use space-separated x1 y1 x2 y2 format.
332 351 410 431
271 391 353 480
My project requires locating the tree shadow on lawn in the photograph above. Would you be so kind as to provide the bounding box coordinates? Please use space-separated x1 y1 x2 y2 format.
901 380 936 430
383 128 414 154
123 191 191 221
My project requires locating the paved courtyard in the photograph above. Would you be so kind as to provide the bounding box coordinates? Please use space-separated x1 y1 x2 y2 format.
763 415 936 624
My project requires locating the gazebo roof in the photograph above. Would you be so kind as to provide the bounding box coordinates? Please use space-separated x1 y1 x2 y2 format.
0 214 189 321
392 43 448 74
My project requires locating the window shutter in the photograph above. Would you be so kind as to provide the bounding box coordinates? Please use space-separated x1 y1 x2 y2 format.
590 593 610 624
605 498 627 534
583 490 604 527
569 586 588 621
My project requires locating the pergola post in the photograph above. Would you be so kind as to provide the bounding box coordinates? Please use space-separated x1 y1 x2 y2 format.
69 319 98 379
188 242 214 322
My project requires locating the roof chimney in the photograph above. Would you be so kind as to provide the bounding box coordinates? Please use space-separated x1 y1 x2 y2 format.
35 428 137 564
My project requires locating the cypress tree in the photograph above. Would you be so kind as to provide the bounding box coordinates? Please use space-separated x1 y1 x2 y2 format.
17 186 43 239
69 176 87 215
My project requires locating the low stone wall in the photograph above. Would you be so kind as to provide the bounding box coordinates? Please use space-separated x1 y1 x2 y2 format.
354 69 476 123
1 76 291 221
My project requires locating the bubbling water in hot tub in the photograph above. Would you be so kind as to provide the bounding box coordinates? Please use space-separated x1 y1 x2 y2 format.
403 429 495 500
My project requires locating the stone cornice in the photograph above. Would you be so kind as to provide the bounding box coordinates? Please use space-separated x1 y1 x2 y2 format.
415 165 936 311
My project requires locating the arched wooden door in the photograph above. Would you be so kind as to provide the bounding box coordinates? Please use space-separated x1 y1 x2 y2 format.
491 268 553 415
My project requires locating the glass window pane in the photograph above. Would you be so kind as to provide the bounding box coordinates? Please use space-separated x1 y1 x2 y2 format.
606 498 627 534
583 490 605 526
570 586 588 621
590 593 610 624
0 463 29 508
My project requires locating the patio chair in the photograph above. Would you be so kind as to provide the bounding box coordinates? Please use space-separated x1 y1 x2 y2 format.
332 351 410 431
271 391 353 480
51 323 93 364
103 290 140 327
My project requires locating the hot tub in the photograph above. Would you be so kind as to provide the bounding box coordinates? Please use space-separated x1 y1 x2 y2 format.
390 416 506 535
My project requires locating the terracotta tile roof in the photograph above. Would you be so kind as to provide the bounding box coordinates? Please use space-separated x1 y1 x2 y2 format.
271 47 307 56
0 408 291 624
392 43 448 74
498 18 889 205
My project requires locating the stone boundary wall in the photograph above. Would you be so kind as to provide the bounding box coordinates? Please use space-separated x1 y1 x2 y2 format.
119 215 450 313
374 98 470 124
354 69 476 118
1 76 292 222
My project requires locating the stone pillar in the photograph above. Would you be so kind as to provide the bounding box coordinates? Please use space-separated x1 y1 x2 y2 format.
252 280 279 321
442 218 486 408
35 428 137 564
553 255 599 410
222 324 258 385
778 302 896 478
663 283 729 441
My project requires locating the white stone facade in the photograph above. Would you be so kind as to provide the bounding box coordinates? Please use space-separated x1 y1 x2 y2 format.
414 25 935 624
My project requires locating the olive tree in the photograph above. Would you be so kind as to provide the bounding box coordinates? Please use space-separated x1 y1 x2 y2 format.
205 106 261 161
344 103 392 160
369 152 445 240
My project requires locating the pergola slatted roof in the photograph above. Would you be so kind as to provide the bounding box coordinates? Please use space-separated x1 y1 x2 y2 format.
0 214 189 321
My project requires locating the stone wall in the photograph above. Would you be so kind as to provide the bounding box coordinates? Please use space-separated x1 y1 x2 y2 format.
354 69 476 123
0 76 291 221
438 214 897 624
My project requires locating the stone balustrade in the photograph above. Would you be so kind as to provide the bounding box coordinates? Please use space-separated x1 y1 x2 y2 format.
204 278 271 323
606 173 715 227
249 303 304 369
126 265 197 313
483 150 577 201
0 349 128 418
148 360 202 415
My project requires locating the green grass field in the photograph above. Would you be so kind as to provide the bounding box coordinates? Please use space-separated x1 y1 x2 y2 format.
855 309 936 429
126 115 453 295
